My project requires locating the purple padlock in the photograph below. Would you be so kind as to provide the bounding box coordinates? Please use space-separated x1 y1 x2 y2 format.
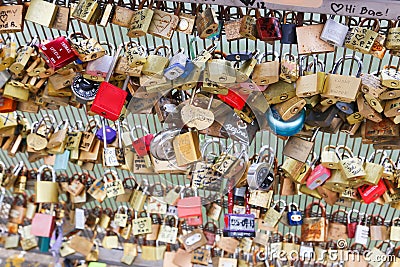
96 126 117 144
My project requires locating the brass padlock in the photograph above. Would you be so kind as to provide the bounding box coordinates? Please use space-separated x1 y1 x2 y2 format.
296 55 326 97
69 32 105 62
127 0 154 38
361 73 388 98
252 52 280 86
148 1 179 40
35 165 59 203
274 96 306 121
173 130 201 167
196 5 219 39
364 151 386 185
357 94 382 123
239 9 259 40
72 0 101 24
142 46 170 78
321 145 340 169
335 145 366 180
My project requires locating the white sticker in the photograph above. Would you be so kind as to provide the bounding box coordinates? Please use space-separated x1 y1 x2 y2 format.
75 208 85 230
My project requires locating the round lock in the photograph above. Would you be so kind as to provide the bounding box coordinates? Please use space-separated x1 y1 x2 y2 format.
267 106 305 136
71 74 100 103
247 162 274 191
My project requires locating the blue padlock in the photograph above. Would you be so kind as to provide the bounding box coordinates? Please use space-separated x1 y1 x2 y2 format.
164 49 188 80
266 106 305 136
225 51 253 62
179 60 195 79
95 125 117 144
336 101 355 114
54 150 71 171
287 203 303 226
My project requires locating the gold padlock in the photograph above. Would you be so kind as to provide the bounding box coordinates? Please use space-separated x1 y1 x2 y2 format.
142 46 170 78
262 80 296 105
274 96 306 121
35 165 59 203
72 0 100 23
173 131 201 167
127 0 154 38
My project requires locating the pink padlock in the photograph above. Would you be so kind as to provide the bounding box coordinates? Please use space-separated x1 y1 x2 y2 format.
131 125 154 157
306 164 331 190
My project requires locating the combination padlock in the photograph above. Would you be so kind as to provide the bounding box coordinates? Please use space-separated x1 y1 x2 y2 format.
247 146 275 191
287 203 303 226
354 214 369 246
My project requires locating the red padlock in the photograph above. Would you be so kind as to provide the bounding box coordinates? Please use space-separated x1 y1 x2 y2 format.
90 45 128 121
39 36 77 70
218 89 248 110
358 179 387 204
347 209 360 238
203 222 217 245
256 10 282 42
131 125 154 157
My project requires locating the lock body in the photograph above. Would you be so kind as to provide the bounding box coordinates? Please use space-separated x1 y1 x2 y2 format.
306 165 331 190
90 82 127 121
39 37 77 70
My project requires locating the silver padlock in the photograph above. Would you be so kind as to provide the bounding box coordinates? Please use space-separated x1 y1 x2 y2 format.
164 49 188 80
247 146 275 191
320 15 349 47
354 213 369 246
0 70 11 88
85 43 116 80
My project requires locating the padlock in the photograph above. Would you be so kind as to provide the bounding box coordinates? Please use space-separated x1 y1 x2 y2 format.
287 203 303 226
72 0 101 24
35 165 59 203
322 55 363 102
148 1 179 40
157 215 179 243
239 9 259 40
358 179 387 204
9 194 27 225
90 45 128 121
306 162 331 190
103 169 125 198
196 5 219 39
274 96 307 122
363 150 385 185
164 49 188 80
370 215 390 241
390 218 400 241
354 214 370 245
85 43 115 80
142 45 170 78
47 120 69 149
336 145 366 180
345 18 380 54
124 41 148 68
129 183 148 212
346 209 360 238
320 15 349 47
205 54 236 85
38 36 77 71
256 10 282 42
177 187 202 221
66 174 85 197
217 89 248 110
25 0 58 27
223 7 244 42
95 121 117 145
68 32 105 62
100 119 119 168
381 65 400 89
235 51 259 83
281 12 298 44
0 39 17 71
247 146 275 191
131 125 153 160
296 55 326 97
173 130 201 167
127 0 154 37
321 145 340 169
252 52 280 86
357 94 382 123
261 200 286 229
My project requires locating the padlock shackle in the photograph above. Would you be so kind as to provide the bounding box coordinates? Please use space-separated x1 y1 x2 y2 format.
304 201 326 218
117 205 129 214
367 149 388 164
201 138 226 161
130 124 150 140
257 145 275 166
335 145 355 159
329 209 347 223
37 165 56 182
370 214 386 226
103 169 119 182
105 44 123 82
332 55 363 78
347 209 360 223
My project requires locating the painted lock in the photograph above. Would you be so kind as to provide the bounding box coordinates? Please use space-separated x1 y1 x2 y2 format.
266 106 305 136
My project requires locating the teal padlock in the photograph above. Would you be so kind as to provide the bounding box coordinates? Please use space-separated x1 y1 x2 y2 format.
39 236 51 252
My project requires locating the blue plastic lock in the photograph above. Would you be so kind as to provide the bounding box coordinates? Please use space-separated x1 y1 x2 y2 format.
287 203 303 226
266 106 305 136
179 60 195 79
